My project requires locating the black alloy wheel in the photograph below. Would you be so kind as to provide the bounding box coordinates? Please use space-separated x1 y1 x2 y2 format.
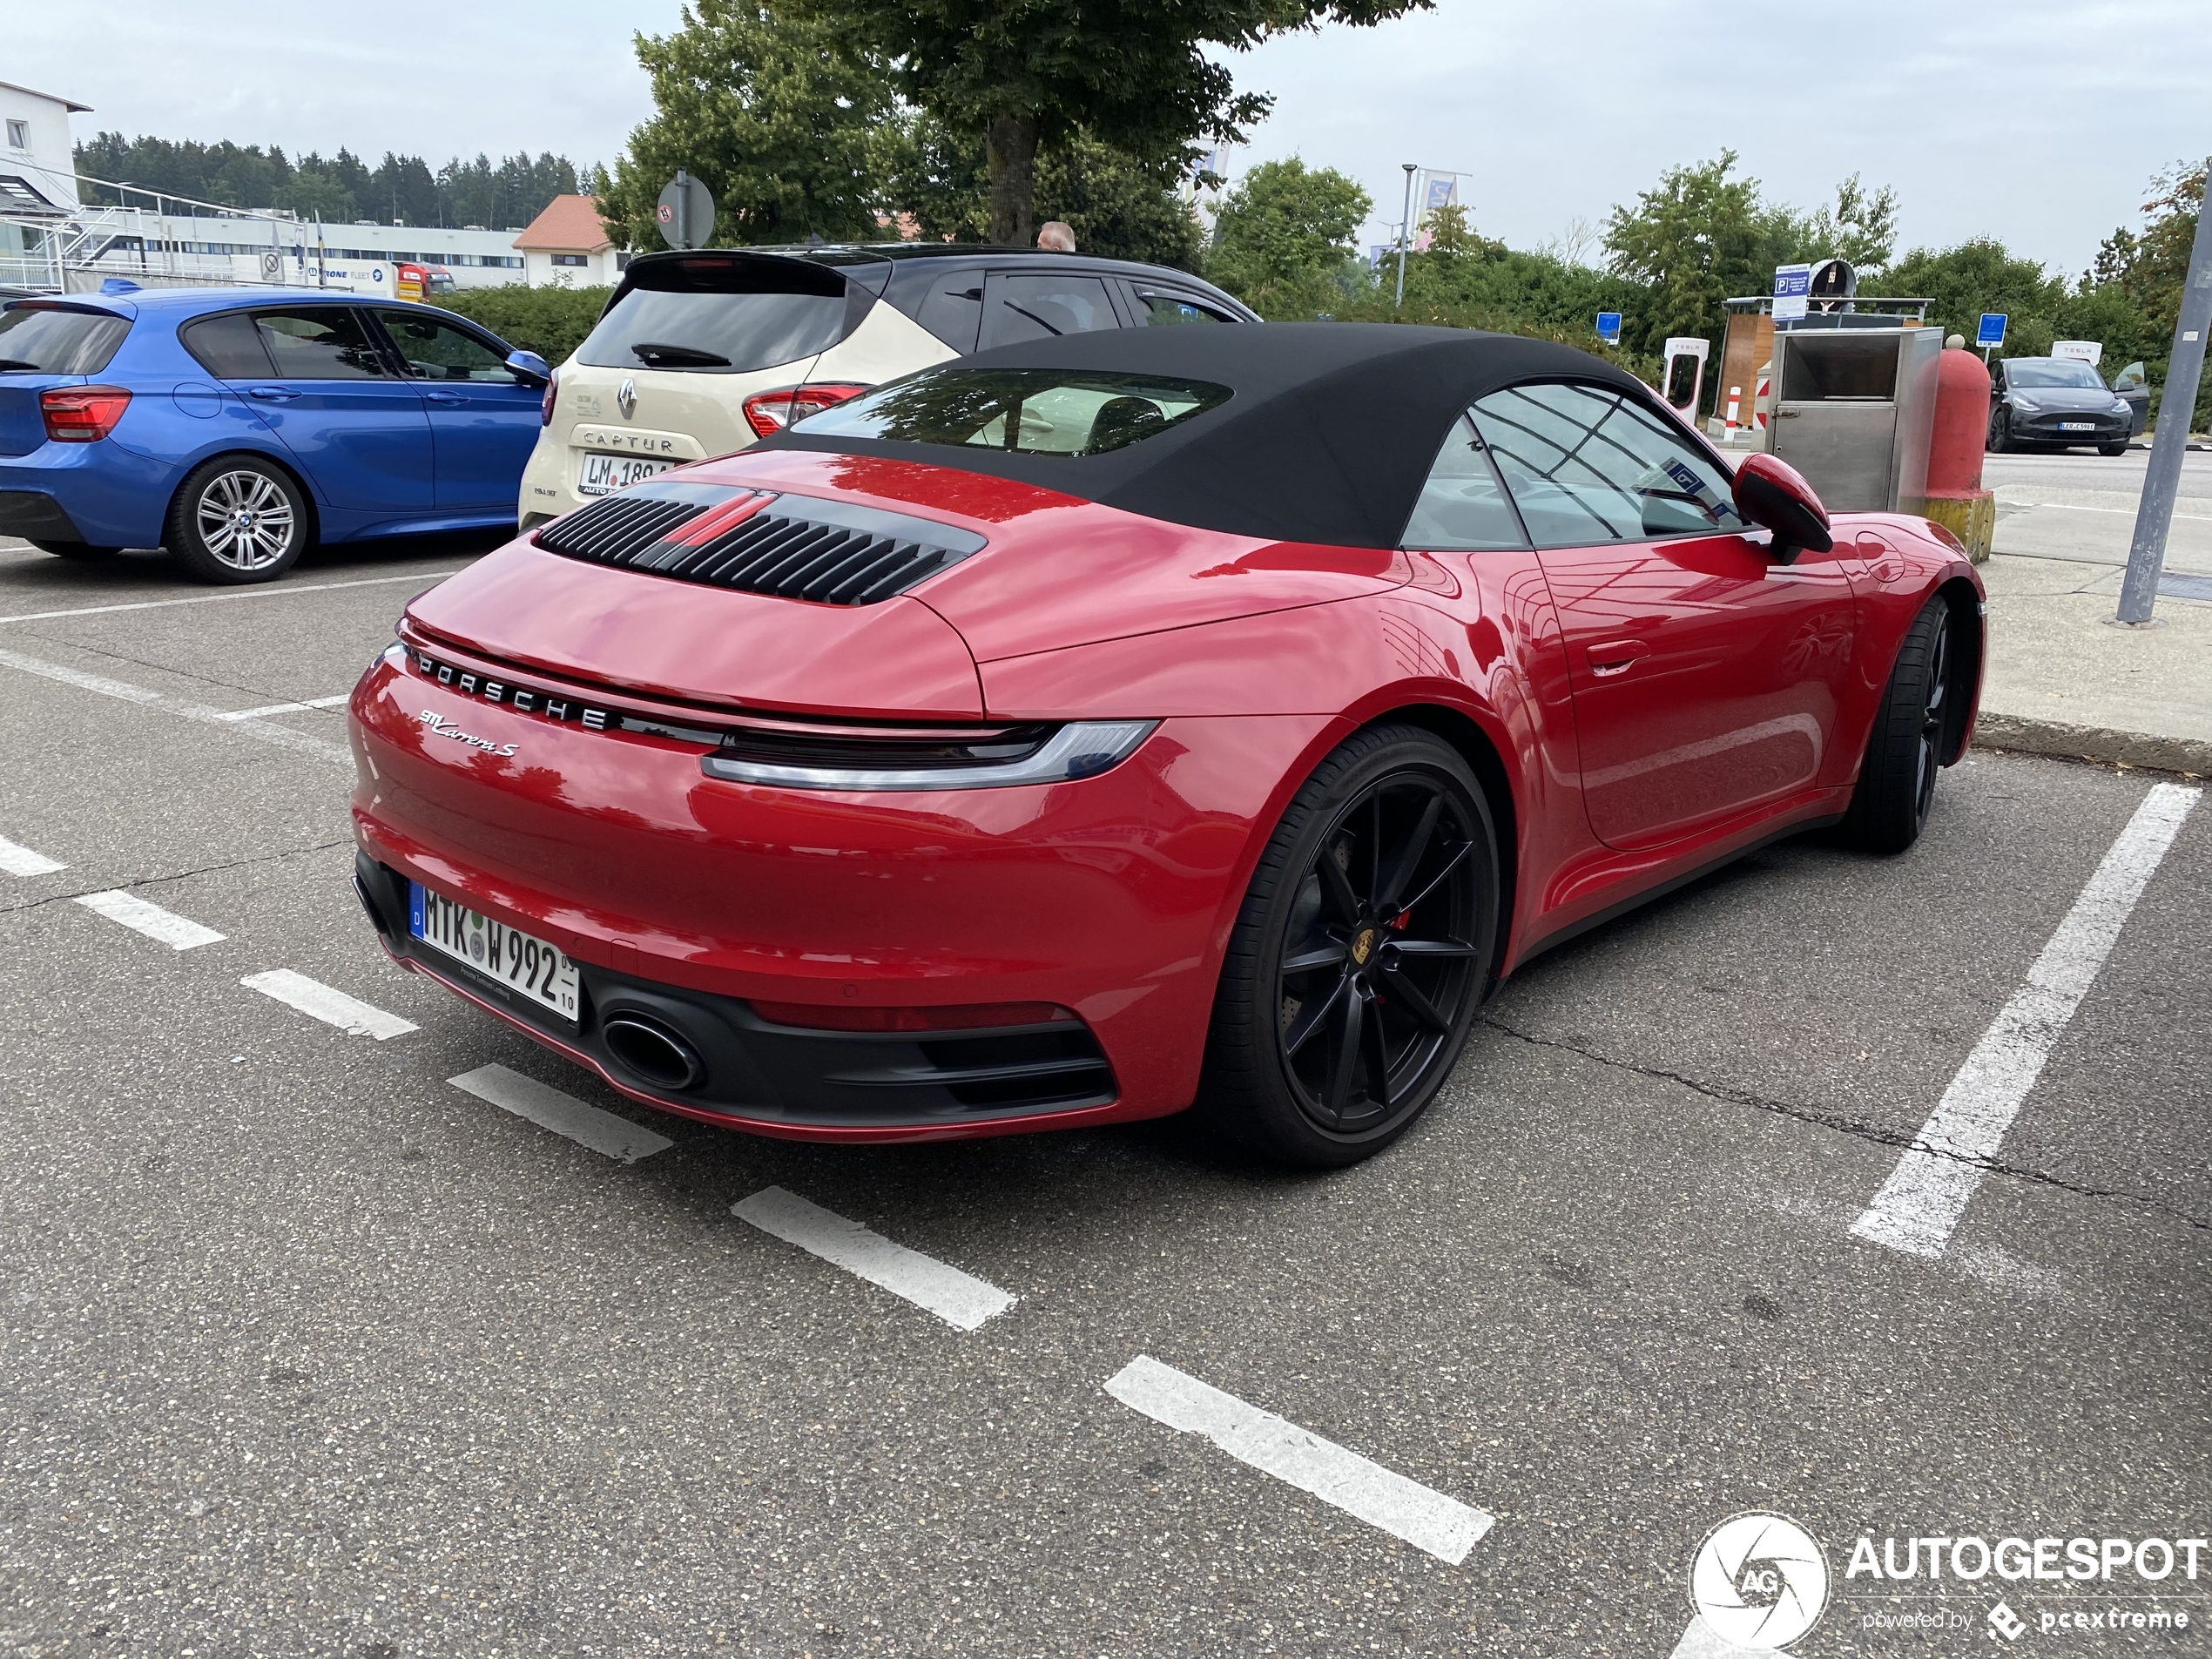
1986 408 2013 454
1843 597 1954 855
1199 725 1499 1168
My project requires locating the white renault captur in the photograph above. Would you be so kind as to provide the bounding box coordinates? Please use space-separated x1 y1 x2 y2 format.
518 246 1259 528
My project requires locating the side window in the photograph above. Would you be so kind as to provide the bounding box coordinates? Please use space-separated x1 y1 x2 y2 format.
915 273 983 354
251 307 388 380
1470 381 1744 547
981 273 1119 349
1401 416 1529 550
180 312 275 379
375 310 514 381
1131 288 1231 327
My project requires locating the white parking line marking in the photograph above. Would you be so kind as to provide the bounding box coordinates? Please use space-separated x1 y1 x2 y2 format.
1852 781 2201 1258
1103 1355 1494 1567
448 1063 672 1163
732 1186 1016 1331
73 890 225 950
0 568 469 626
0 833 66 877
241 969 418 1039
0 644 351 767
214 695 352 721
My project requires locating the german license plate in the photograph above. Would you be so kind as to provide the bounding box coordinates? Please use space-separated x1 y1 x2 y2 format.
578 452 674 496
2059 422 2095 432
409 881 579 1023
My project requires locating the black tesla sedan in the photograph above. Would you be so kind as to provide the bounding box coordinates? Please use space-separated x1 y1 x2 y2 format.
1987 357 2136 455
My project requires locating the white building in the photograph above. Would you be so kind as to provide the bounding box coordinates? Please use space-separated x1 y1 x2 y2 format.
0 84 619 298
514 194 627 287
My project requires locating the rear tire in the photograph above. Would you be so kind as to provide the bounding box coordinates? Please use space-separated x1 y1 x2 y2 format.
28 539 120 560
1843 597 1954 855
1196 725 1500 1169
165 455 308 584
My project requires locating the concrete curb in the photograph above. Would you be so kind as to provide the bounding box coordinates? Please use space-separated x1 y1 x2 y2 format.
1973 712 2210 778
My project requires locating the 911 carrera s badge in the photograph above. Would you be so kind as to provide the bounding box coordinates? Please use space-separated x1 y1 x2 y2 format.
1351 927 1378 967
418 710 519 758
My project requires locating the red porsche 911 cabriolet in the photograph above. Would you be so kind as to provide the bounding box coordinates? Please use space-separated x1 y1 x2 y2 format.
347 325 1983 1166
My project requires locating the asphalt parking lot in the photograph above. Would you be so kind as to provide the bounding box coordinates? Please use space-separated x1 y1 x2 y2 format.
2 533 2207 1658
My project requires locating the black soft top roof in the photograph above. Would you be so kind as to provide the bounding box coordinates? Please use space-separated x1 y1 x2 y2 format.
761 323 1655 550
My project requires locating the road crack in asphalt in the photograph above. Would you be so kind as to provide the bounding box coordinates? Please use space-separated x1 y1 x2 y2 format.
0 837 355 918
1477 1014 2212 1234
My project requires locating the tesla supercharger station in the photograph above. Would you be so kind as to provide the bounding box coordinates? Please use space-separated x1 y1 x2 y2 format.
1661 337 1709 422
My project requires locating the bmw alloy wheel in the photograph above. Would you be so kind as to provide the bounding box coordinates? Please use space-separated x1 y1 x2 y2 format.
194 469 298 572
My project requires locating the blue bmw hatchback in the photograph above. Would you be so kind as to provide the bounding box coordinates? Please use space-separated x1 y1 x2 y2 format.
0 287 550 583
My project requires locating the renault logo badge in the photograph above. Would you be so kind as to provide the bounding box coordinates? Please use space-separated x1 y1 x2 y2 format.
617 378 637 420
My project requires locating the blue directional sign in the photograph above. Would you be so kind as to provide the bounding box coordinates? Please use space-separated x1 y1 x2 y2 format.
1976 313 2008 348
1595 311 1622 345
1772 262 1812 322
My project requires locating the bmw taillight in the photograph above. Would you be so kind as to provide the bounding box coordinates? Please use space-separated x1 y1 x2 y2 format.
40 386 132 443
540 365 559 427
741 381 870 441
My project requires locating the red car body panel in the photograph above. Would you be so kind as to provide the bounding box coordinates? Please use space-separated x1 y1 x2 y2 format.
351 436 1984 1144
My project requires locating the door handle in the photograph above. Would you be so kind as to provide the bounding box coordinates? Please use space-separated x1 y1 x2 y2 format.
423 390 469 406
246 387 299 402
1586 639 1650 677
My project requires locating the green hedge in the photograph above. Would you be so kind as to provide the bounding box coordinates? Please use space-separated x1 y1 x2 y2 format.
438 284 612 364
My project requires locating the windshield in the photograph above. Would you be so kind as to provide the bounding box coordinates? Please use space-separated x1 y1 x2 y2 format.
796 368 1232 456
577 258 854 374
2007 360 2107 389
0 305 132 374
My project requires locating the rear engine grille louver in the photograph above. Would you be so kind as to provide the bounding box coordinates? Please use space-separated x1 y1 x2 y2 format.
534 481 987 606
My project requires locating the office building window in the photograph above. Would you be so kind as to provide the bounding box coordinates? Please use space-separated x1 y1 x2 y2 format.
551 253 590 267
5 121 28 151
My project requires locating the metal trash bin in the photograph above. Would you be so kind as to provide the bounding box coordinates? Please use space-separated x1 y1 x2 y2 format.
1763 327 1941 513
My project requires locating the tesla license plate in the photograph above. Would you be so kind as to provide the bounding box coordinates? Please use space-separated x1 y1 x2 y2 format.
578 452 674 496
2059 422 2095 432
409 882 580 1023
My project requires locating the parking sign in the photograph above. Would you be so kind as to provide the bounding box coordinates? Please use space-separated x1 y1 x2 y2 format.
1772 263 1812 322
1595 311 1622 345
1976 313 2007 348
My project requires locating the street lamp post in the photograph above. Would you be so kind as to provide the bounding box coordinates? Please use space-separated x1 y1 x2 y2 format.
2115 152 2212 626
1395 164 1416 308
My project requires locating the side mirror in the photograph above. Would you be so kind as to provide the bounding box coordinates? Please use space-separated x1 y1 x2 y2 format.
505 349 552 388
1733 452 1832 563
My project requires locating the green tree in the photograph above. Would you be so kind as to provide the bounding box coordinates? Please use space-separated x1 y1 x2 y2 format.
788 0 1429 246
1875 239 2068 354
886 113 1201 266
1806 172 1900 273
1207 157 1371 310
1602 151 1805 354
2086 163 2208 429
598 0 900 248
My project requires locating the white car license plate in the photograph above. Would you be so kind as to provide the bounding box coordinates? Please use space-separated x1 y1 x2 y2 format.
2059 421 2095 432
410 882 580 1023
578 452 674 496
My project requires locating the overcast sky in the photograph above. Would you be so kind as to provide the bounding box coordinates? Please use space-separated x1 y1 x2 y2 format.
11 0 2202 275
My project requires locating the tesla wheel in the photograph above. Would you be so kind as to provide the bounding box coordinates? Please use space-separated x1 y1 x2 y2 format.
1986 410 2012 454
28 540 120 560
1843 597 1954 856
165 455 307 584
2098 441 2128 456
1197 725 1500 1169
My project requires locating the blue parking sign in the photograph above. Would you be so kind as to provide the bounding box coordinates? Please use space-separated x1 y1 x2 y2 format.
1977 313 2007 348
1595 311 1622 345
